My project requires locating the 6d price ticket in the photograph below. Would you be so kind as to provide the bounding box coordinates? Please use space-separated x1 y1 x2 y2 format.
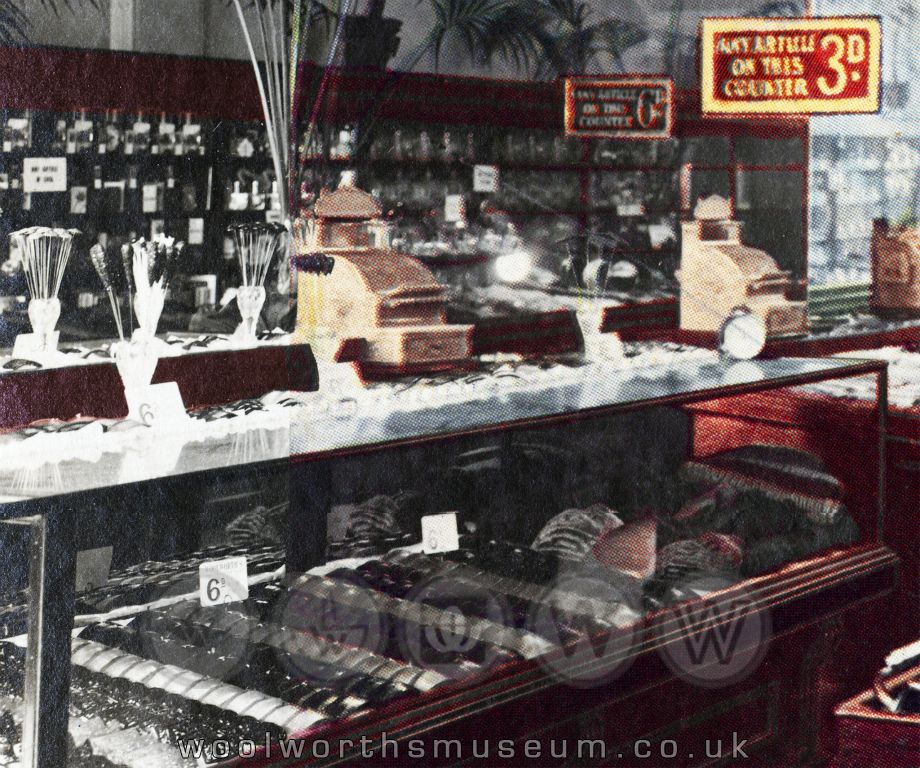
701 17 881 114
199 556 249 607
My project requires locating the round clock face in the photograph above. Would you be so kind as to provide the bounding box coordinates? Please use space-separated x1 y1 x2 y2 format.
719 310 766 360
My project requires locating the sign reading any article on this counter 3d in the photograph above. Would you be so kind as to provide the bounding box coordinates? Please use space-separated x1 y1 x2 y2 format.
564 77 673 139
701 17 881 115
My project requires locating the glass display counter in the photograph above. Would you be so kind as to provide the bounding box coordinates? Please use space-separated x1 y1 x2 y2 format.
0 349 898 767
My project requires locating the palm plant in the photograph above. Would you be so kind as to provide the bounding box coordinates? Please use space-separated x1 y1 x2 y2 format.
403 0 648 78
530 0 648 77
0 0 99 45
399 0 545 74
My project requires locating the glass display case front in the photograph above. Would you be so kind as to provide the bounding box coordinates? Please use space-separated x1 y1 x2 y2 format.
0 352 892 767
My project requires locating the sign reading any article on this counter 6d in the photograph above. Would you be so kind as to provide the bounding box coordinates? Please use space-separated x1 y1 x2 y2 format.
701 17 881 115
564 77 672 139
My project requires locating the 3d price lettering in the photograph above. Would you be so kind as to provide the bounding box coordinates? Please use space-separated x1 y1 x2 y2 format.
701 17 881 114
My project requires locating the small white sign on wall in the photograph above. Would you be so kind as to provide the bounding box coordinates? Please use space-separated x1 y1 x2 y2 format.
23 158 67 193
473 165 500 193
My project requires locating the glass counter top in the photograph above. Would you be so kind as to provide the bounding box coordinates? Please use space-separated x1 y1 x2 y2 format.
0 350 885 507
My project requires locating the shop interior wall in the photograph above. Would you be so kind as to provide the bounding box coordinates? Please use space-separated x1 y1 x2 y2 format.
809 0 920 287
17 0 805 77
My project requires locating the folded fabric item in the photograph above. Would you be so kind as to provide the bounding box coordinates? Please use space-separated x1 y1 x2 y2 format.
327 532 415 560
670 485 741 539
655 534 743 585
294 573 556 661
326 494 416 559
680 461 843 522
698 444 842 494
350 495 404 540
71 638 323 736
225 506 283 548
741 513 860 576
391 551 641 631
448 536 562 585
531 504 623 562
591 516 657 581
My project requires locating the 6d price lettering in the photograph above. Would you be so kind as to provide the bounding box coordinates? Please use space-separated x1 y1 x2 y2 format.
206 577 225 603
199 557 248 606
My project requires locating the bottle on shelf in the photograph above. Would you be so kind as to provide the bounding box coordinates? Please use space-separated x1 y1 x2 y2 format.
417 129 433 162
155 112 178 156
250 179 265 211
464 130 477 164
128 112 152 155
442 130 459 163
69 109 94 154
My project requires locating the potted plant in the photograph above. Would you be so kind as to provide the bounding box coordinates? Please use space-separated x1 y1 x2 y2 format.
344 0 402 70
0 0 99 45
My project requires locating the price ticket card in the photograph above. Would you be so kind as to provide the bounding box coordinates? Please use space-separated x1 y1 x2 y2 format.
199 556 248 607
444 194 465 222
124 381 189 428
700 16 881 115
421 512 460 555
75 547 113 593
473 165 500 193
23 158 67 193
13 332 58 357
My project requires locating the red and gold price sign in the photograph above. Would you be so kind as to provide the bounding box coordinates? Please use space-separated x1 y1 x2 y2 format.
564 77 673 139
701 17 881 115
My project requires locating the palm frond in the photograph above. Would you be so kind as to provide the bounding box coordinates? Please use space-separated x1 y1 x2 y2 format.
0 0 100 45
751 1 804 16
535 1 649 77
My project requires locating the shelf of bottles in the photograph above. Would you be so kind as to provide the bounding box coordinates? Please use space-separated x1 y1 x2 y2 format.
296 121 808 292
0 110 285 341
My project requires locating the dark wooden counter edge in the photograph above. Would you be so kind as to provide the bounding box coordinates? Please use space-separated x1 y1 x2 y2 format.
832 664 920 767
235 544 899 767
0 343 319 430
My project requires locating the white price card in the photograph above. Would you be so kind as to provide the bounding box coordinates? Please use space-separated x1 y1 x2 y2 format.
124 381 189 428
142 183 159 213
188 218 204 245
75 546 113 593
23 158 67 193
199 556 249 607
13 331 58 358
421 512 460 554
617 203 644 217
444 194 464 222
473 164 499 193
